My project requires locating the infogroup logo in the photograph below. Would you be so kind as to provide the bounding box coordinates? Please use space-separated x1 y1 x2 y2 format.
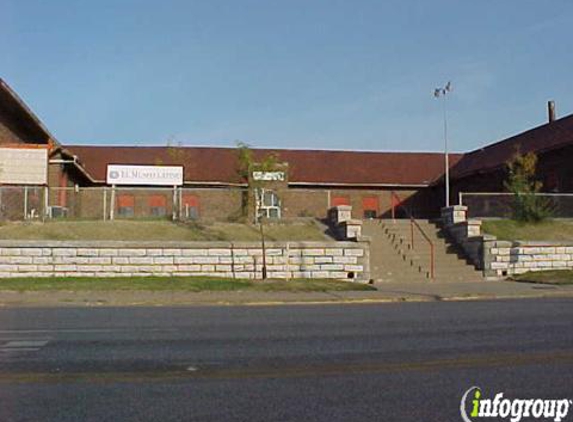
460 386 572 422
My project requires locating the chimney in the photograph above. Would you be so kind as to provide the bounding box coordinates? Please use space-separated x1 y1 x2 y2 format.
548 100 556 123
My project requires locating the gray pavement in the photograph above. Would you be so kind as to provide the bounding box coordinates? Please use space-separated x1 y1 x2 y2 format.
1 279 573 307
0 300 572 421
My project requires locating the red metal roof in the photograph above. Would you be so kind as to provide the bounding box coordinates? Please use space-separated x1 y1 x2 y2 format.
61 113 573 187
451 113 573 179
64 145 462 187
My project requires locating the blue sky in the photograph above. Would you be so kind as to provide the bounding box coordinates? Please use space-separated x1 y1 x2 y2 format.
2 0 572 152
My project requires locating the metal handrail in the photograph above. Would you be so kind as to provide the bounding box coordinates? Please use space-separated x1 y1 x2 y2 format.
390 191 435 279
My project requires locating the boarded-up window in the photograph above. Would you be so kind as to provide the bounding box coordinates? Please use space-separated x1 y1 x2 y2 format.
117 195 135 207
149 195 167 217
183 195 199 220
117 194 135 217
331 196 350 207
362 196 378 219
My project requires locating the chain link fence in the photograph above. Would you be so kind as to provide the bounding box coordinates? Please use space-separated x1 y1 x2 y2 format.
1 185 406 222
0 186 247 222
459 192 573 218
0 186 46 220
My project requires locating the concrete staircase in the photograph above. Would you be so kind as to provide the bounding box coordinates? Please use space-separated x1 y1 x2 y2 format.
363 219 483 283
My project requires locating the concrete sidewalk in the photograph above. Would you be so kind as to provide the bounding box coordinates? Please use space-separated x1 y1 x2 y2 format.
0 280 572 307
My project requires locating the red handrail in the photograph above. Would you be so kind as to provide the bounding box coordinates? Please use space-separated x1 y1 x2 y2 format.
390 191 435 279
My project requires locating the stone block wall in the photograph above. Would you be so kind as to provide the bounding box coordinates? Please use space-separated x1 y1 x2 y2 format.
441 206 484 269
441 206 573 278
0 240 370 281
328 205 363 240
441 205 468 226
484 241 573 277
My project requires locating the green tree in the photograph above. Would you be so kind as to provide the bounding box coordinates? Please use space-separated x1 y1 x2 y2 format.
236 141 253 184
235 141 280 279
235 141 278 221
504 151 552 222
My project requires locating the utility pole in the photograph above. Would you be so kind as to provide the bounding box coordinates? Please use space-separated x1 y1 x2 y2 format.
434 81 452 207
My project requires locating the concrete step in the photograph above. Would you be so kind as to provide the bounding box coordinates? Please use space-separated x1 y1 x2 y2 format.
400 254 474 266
382 222 438 229
402 262 476 274
392 250 469 263
383 228 445 238
384 230 448 241
395 244 467 255
363 218 484 283
403 255 478 269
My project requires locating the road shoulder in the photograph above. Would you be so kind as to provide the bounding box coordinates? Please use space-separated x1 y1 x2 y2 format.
1 280 573 307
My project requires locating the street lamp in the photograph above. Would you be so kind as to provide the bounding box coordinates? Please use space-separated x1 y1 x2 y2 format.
434 81 452 207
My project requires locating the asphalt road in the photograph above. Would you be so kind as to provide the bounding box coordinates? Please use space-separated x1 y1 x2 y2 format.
1 299 573 421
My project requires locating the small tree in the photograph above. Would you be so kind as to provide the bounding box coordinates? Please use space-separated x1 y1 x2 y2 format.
504 151 552 222
235 141 278 222
235 141 279 279
155 137 187 220
236 141 253 182
236 141 253 220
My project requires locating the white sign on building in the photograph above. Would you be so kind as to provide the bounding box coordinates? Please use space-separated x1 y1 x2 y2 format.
0 148 48 185
106 165 184 186
252 171 285 181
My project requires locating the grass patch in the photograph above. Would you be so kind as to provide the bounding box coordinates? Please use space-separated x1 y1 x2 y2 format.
0 220 329 242
512 270 573 285
0 276 375 292
481 219 573 241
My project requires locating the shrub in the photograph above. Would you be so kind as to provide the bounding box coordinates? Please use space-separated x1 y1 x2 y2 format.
504 151 552 222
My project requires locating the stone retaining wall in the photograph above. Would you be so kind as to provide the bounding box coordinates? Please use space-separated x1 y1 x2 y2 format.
484 241 573 277
441 206 485 269
0 240 369 281
441 206 573 277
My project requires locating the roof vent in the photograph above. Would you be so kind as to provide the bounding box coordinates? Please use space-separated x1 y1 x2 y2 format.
548 100 556 123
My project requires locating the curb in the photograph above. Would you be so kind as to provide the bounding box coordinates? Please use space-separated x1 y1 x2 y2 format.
0 297 425 308
2 291 573 308
1 287 573 308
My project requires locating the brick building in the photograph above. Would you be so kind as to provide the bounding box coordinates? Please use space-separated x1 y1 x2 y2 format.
1 77 572 221
60 145 459 220
450 111 573 195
